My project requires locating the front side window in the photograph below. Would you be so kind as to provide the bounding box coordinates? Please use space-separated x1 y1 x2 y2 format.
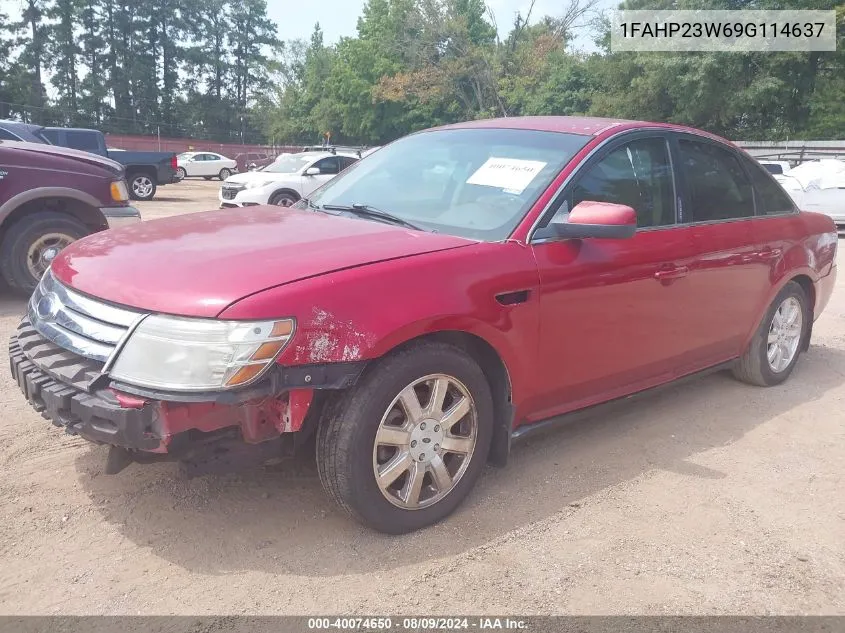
308 128 590 241
567 137 676 228
313 157 340 175
678 139 754 222
0 128 21 141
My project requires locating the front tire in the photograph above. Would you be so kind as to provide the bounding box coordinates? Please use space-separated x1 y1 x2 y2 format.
317 343 493 534
175 167 187 181
128 173 157 201
0 212 89 294
733 281 809 387
269 191 298 207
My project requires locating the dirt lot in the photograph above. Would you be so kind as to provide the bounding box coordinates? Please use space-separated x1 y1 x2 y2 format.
0 180 843 615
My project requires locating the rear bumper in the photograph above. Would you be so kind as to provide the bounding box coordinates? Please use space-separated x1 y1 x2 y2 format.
101 205 141 228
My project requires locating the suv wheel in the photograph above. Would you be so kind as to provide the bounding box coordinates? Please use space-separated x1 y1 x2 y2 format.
0 212 88 294
733 281 809 387
128 173 157 201
317 343 493 533
269 192 298 207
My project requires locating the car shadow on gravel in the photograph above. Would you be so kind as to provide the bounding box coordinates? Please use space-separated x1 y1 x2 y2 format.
74 344 845 577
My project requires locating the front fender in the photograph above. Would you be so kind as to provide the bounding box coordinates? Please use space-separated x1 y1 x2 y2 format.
218 241 541 408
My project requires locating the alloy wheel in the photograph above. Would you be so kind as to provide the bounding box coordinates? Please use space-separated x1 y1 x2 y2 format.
767 296 803 373
372 374 477 510
132 176 153 198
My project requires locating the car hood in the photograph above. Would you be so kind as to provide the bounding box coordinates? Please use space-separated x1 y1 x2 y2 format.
224 170 296 184
51 206 473 317
5 140 124 176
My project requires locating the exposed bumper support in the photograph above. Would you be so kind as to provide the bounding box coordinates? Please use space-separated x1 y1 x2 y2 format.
100 205 142 228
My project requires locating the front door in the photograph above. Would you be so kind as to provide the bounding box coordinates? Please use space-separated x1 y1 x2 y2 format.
529 134 698 421
302 156 341 197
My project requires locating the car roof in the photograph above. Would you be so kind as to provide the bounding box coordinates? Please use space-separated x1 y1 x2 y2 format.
433 116 732 144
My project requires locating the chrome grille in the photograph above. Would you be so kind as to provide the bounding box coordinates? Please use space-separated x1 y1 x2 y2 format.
28 271 144 363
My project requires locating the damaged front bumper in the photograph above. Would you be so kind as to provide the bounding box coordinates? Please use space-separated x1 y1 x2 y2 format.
10 319 365 475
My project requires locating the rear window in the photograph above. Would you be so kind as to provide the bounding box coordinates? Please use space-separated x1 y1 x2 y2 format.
65 130 100 152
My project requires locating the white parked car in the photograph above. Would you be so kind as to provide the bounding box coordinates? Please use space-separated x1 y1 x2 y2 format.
758 159 792 175
219 151 360 207
176 151 238 181
774 159 845 228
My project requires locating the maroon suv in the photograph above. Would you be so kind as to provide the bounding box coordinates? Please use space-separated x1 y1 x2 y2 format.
0 140 141 293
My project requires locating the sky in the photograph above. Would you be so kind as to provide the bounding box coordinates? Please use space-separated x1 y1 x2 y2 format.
268 0 612 48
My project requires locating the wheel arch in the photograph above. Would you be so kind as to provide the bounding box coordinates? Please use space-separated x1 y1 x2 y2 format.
0 190 107 245
270 188 301 203
744 270 818 354
364 329 514 467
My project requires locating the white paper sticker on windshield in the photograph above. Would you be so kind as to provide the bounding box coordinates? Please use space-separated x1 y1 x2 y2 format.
467 158 548 194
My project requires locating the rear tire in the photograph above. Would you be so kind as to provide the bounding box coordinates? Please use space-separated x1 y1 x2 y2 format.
269 191 298 207
733 281 809 387
0 212 89 295
219 168 232 181
128 172 157 201
317 343 493 534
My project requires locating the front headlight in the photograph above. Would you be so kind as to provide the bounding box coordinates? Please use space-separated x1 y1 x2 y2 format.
109 316 295 392
245 180 276 190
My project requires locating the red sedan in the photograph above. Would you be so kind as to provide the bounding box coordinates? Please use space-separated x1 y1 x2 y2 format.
11 117 837 533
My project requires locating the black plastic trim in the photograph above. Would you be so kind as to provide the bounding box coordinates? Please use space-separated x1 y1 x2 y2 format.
108 360 369 403
10 333 160 450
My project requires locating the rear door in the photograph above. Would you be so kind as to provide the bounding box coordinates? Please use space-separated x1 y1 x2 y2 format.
529 132 699 419
673 134 772 369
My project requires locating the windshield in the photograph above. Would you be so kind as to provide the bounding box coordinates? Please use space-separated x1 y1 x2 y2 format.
261 153 314 174
307 128 589 241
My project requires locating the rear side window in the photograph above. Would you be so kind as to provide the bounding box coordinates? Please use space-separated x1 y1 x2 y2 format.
746 160 796 216
0 128 21 141
762 163 783 175
678 139 754 222
66 130 100 151
569 137 676 228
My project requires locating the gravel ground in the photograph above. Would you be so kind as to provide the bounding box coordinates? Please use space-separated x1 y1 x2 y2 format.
0 181 842 615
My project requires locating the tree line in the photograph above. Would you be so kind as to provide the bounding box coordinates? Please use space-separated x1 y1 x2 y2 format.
0 0 277 143
0 0 843 147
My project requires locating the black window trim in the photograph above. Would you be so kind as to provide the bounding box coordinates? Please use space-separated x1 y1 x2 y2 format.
738 151 800 219
670 132 799 227
529 129 679 243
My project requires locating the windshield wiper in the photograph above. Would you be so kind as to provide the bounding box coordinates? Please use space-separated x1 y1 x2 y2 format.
321 203 425 231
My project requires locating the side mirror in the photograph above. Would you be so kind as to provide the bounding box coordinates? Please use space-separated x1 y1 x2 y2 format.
304 167 321 176
248 163 257 170
533 201 637 242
